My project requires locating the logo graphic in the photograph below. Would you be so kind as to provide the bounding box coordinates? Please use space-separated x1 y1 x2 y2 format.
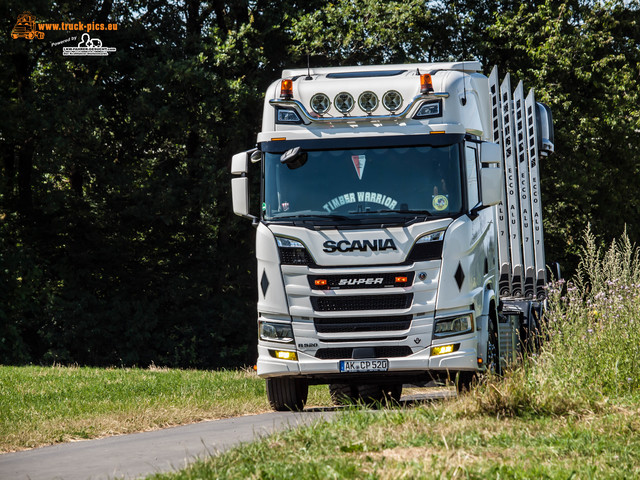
352 155 366 180
63 33 116 56
11 12 44 40
432 194 449 211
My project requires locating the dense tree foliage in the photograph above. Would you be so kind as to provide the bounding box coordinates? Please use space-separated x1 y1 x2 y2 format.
1 0 638 366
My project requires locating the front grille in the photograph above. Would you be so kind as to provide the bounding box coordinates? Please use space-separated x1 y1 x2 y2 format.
311 294 413 312
315 346 413 360
314 315 412 333
308 272 415 290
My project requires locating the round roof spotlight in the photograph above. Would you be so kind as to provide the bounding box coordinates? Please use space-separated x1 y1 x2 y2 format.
310 93 331 115
358 91 379 114
334 92 355 115
382 90 403 112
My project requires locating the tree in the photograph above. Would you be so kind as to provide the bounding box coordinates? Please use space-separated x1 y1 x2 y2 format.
486 0 640 272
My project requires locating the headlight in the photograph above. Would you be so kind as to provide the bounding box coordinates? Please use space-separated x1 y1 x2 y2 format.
259 321 294 343
275 236 315 266
416 230 445 244
276 236 304 248
407 229 445 262
276 108 303 124
414 100 442 119
433 314 473 338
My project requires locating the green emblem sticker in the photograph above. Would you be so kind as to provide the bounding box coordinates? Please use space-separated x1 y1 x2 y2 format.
432 195 448 211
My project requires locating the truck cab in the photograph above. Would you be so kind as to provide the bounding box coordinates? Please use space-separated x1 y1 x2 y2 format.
231 62 553 410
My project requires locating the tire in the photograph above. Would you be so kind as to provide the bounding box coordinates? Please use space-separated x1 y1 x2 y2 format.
357 384 384 405
266 377 308 411
329 383 359 405
381 384 403 404
455 371 477 394
487 314 502 376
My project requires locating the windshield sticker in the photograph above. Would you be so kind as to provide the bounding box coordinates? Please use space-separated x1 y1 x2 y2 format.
433 195 449 211
352 155 366 179
323 191 398 212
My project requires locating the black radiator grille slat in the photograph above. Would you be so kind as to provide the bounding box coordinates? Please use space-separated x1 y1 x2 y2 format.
308 272 415 290
311 294 413 312
315 346 413 360
314 315 412 333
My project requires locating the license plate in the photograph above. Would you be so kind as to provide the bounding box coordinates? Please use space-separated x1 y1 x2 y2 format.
339 359 389 373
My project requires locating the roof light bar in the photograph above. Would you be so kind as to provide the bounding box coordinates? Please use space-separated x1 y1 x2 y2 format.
358 91 379 114
310 93 330 115
334 92 355 114
382 90 403 112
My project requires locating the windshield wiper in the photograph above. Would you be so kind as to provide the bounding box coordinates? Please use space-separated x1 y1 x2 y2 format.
353 209 433 216
274 214 351 221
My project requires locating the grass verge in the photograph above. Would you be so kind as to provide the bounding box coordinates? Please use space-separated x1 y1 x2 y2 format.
0 365 331 452
146 399 640 479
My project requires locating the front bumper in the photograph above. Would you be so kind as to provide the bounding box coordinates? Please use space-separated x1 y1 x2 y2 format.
256 335 479 383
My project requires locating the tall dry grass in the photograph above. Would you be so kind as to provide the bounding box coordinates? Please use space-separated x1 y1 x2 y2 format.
473 226 640 416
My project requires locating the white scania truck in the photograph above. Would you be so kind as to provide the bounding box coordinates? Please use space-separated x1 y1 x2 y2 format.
231 62 554 411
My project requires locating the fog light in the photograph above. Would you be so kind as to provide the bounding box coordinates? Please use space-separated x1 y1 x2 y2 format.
431 344 459 356
272 350 298 361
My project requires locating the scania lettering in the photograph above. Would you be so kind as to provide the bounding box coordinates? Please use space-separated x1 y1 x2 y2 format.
323 239 397 253
231 62 555 411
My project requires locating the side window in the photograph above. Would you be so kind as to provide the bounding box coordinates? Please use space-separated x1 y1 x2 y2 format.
465 146 479 208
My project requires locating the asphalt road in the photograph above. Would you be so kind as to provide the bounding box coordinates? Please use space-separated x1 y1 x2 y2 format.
0 388 453 480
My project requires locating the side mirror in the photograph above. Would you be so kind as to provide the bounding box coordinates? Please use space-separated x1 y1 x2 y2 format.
480 167 503 207
231 151 248 175
536 102 554 157
479 142 503 207
232 177 250 217
230 150 258 221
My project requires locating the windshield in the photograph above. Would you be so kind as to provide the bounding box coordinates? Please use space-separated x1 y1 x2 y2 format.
263 144 463 223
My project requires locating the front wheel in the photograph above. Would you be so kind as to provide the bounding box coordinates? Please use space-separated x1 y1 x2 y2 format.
487 314 502 376
266 377 308 411
455 371 477 394
329 383 359 405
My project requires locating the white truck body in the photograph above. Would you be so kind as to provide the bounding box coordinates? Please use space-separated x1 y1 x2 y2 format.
231 62 553 410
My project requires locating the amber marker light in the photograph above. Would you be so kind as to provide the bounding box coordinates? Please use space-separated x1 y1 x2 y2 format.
420 73 434 93
395 276 408 284
280 79 293 99
314 279 328 286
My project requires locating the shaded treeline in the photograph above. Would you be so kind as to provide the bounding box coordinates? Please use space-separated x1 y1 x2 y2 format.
1 0 638 366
